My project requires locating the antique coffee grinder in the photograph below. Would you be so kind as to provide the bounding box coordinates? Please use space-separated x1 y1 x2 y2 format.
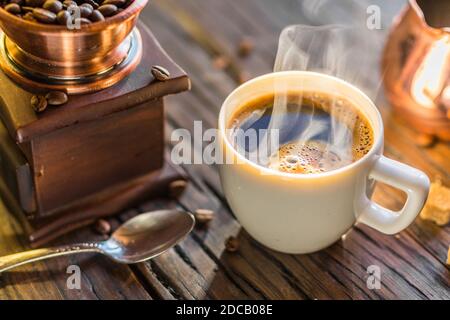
0 0 190 246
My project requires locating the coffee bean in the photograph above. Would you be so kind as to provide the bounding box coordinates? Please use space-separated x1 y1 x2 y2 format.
5 3 21 14
4 0 130 23
102 0 125 7
43 0 63 13
33 8 56 23
225 236 239 252
151 65 170 81
212 55 230 70
89 9 104 22
97 4 117 17
79 4 92 17
31 95 47 113
237 38 254 57
194 209 215 226
62 0 76 8
168 180 187 199
93 219 111 235
25 0 45 7
45 91 68 106
56 9 70 24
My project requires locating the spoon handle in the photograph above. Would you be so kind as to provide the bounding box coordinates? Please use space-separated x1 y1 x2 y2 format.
0 243 101 273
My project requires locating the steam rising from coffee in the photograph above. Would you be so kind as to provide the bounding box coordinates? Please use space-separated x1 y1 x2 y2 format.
268 24 371 172
231 4 380 174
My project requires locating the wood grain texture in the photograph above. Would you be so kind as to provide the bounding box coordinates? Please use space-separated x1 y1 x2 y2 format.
0 198 152 300
32 100 164 216
0 0 448 300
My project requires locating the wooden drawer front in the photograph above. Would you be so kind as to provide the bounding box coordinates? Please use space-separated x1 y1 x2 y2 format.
31 99 164 216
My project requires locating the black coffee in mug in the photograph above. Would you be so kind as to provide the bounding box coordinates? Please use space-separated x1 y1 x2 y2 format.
228 91 374 174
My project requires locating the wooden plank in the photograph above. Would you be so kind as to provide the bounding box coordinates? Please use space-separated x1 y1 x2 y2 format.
0 199 152 300
117 197 252 299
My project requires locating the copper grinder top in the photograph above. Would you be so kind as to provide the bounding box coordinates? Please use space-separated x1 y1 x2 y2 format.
0 0 148 94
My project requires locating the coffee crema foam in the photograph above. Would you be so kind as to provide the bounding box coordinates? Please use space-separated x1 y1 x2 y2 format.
229 91 374 174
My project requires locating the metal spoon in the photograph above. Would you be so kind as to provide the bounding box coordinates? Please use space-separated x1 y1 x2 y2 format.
0 210 195 273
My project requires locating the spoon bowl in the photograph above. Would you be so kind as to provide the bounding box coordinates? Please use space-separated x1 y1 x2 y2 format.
101 210 196 263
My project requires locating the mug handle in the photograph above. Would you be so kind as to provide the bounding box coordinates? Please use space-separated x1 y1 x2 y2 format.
357 156 430 234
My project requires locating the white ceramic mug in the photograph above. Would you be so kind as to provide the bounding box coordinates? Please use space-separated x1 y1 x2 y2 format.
218 71 430 254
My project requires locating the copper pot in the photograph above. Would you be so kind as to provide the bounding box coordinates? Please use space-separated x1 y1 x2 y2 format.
0 0 148 94
382 0 450 140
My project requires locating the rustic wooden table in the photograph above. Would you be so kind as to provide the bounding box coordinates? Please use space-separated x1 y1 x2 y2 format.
0 0 449 300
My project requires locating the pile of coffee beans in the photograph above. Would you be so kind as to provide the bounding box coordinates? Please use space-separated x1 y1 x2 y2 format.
1 0 134 25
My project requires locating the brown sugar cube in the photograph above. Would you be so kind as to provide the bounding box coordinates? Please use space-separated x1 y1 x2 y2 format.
419 180 450 226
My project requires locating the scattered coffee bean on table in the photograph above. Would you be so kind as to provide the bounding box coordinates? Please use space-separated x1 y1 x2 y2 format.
45 91 68 106
31 95 47 113
1 0 134 25
237 38 254 57
225 236 239 252
94 219 112 235
194 209 215 226
168 180 187 199
151 65 170 81
212 55 230 70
